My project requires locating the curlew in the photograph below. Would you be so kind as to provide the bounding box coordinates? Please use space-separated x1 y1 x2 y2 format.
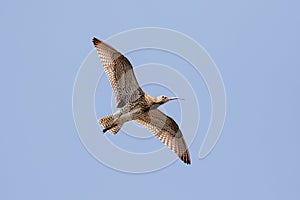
93 37 191 165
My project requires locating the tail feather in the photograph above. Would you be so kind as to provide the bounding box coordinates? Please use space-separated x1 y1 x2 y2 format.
99 115 114 129
107 125 121 134
99 115 121 134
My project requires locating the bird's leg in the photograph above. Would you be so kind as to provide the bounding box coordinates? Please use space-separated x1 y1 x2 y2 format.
102 128 109 133
102 124 118 133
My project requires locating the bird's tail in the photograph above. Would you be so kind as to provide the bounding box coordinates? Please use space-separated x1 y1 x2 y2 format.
99 115 121 134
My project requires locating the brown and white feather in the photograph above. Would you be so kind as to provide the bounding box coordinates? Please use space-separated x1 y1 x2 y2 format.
135 109 191 164
93 38 144 108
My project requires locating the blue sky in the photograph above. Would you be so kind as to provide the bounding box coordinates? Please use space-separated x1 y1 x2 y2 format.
1 0 300 199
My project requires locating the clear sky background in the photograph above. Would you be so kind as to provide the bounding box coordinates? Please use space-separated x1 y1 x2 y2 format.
1 0 300 199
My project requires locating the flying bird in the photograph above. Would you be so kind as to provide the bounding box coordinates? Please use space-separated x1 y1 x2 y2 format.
92 37 191 164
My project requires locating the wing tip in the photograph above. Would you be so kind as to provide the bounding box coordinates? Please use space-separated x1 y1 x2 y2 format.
92 37 102 46
181 150 191 165
186 160 191 165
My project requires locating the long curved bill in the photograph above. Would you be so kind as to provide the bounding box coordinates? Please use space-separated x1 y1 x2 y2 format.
168 97 184 101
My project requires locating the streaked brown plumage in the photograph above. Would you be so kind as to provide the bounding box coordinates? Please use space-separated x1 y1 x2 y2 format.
93 37 191 165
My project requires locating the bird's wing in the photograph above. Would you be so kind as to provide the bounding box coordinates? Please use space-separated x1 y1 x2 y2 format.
135 109 191 164
93 37 144 108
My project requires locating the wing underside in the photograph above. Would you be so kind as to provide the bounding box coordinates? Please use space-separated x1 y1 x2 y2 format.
93 38 144 108
135 109 191 164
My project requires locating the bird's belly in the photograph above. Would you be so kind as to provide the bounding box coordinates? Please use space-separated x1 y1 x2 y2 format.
117 106 145 123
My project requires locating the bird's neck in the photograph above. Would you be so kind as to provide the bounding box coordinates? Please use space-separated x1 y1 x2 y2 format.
145 94 161 109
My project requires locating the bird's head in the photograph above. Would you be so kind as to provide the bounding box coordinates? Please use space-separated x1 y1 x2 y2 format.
154 95 181 106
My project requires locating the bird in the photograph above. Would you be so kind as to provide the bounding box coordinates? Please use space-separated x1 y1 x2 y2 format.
92 37 191 165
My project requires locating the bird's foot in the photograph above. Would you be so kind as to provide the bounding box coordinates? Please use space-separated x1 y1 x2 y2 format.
102 128 109 133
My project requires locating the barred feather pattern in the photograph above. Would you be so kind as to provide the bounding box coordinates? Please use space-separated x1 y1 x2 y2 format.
99 115 120 134
135 109 191 164
93 38 144 108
